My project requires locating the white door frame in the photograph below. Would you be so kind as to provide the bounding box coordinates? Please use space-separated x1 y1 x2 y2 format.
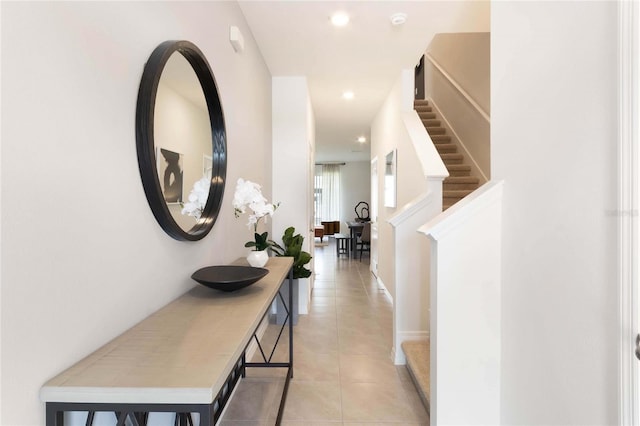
370 156 379 276
619 1 639 424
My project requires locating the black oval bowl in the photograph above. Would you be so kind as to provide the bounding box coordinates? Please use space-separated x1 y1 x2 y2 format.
191 265 269 292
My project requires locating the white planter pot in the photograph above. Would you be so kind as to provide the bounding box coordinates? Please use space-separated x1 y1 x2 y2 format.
246 249 268 267
276 278 299 325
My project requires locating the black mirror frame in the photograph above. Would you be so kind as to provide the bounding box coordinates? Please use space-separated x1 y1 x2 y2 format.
136 40 226 241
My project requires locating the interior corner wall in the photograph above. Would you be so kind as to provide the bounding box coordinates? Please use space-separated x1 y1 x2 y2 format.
492 2 618 424
370 70 428 298
340 162 371 230
271 76 314 313
1 3 272 425
425 32 490 180
427 32 490 113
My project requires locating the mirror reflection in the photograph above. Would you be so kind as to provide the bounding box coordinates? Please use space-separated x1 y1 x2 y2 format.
154 52 213 232
384 150 396 208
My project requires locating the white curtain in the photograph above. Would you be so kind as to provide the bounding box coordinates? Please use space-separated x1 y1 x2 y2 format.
321 164 340 221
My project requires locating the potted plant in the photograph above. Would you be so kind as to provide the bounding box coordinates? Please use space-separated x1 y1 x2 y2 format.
232 178 279 267
271 227 312 324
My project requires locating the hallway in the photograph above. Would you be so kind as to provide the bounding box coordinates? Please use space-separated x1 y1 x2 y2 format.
220 237 429 425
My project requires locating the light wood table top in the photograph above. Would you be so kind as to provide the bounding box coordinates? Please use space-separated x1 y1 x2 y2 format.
40 257 293 405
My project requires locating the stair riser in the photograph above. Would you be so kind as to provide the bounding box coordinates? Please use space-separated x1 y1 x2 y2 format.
444 183 479 191
427 127 446 135
444 177 480 183
443 197 465 203
431 135 451 143
422 119 441 127
444 190 474 198
441 154 463 164
435 145 457 154
418 112 435 119
448 170 471 177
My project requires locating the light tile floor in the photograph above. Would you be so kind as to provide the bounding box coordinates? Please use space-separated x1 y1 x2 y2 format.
219 237 429 425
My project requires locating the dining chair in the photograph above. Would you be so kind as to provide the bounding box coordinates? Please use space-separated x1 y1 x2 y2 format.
357 222 371 261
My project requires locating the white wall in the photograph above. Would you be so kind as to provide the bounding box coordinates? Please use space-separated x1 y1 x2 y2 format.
272 76 314 314
427 32 490 113
492 2 618 424
371 71 428 298
155 79 211 231
426 32 490 181
339 161 370 229
1 2 272 425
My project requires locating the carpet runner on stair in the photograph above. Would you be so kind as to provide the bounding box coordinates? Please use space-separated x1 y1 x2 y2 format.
402 340 430 414
414 99 479 209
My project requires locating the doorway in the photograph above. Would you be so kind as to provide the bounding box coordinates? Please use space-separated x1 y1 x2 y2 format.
370 157 379 276
414 55 425 99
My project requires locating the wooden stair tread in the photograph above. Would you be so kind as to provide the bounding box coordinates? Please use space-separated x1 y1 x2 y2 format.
402 340 430 413
446 164 471 171
444 176 479 183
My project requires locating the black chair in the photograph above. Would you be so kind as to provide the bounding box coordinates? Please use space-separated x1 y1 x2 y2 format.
356 222 371 260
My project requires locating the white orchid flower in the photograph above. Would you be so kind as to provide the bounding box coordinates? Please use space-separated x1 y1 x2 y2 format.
233 178 279 250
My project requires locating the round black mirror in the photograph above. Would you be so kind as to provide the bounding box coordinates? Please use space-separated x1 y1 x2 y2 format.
136 40 226 241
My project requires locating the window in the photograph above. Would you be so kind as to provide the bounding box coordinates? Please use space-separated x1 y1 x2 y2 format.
314 164 341 224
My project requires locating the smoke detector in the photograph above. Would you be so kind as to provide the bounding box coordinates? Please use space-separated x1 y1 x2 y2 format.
390 13 407 26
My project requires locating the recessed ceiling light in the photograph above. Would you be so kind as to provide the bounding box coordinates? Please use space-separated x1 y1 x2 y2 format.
342 91 354 100
331 12 350 27
357 136 366 143
390 12 407 26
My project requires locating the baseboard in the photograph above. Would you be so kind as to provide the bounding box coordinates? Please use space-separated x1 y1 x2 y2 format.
376 277 393 304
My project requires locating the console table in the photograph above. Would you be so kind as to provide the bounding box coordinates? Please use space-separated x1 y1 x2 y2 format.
40 257 294 426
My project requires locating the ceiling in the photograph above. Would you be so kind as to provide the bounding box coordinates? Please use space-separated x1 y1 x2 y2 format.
238 1 489 163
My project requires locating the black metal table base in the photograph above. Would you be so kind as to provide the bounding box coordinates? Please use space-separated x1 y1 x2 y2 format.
45 268 294 426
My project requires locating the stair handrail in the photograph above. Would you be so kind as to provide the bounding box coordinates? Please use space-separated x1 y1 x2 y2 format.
425 52 490 123
403 110 449 181
419 180 503 237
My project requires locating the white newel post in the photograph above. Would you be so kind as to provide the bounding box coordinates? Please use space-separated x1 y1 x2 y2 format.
388 180 443 364
419 181 503 426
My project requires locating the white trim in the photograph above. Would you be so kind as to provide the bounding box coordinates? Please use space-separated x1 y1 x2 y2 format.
403 111 449 180
388 191 437 227
419 181 503 241
376 276 393 304
425 52 490 123
619 1 639 424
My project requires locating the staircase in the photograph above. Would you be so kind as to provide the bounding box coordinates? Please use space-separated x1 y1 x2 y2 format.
402 340 430 413
414 99 479 209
